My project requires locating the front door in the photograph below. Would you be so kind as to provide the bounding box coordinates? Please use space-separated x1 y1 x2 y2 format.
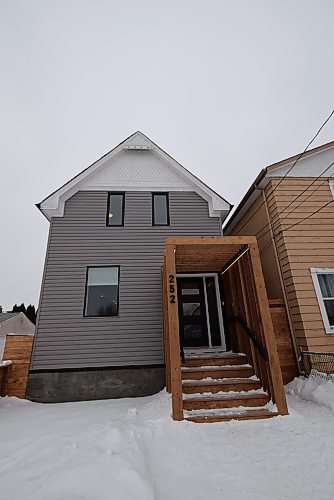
177 277 209 347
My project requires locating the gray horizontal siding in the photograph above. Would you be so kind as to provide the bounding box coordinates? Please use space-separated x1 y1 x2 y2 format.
32 191 222 370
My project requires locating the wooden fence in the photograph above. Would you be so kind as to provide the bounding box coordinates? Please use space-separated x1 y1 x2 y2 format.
1 335 34 398
269 300 299 384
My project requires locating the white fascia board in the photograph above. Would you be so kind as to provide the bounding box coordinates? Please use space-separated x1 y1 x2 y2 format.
39 132 231 220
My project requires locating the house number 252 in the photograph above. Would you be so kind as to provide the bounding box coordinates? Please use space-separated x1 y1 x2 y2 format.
168 274 176 304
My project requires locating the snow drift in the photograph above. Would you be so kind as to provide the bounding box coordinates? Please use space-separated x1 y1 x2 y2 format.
286 371 334 414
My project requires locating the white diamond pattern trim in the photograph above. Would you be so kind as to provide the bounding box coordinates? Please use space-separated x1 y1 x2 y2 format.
81 151 190 189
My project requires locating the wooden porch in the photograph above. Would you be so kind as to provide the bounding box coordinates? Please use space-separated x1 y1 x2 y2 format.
161 236 288 422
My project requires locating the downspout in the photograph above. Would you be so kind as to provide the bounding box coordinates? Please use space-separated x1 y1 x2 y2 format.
260 187 301 372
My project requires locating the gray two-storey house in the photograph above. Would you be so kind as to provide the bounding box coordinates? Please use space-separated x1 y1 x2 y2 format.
27 132 232 403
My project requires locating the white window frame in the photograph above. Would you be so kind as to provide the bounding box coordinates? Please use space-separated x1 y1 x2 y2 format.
0 334 5 362
329 180 334 199
310 267 334 334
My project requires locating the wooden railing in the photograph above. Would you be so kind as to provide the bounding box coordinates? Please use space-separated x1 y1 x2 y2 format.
223 243 288 415
230 315 268 362
268 299 299 384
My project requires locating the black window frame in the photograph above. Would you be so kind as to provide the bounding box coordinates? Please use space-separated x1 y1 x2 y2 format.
152 192 170 226
83 265 120 317
106 192 125 227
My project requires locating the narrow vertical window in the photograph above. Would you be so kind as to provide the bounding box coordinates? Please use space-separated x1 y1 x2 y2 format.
107 193 124 226
311 268 334 334
152 193 169 226
84 267 120 317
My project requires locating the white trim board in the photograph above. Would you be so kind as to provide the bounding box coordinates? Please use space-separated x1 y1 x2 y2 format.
310 267 334 335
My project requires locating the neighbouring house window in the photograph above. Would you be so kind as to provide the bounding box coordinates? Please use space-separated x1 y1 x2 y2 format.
107 193 124 226
311 268 334 334
152 193 169 226
84 267 119 317
329 180 334 198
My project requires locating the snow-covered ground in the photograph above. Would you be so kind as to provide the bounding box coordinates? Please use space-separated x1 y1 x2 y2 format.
1 379 334 500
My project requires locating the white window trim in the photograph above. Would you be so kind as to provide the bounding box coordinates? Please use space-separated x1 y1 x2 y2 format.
329 180 334 198
0 334 5 362
310 267 334 334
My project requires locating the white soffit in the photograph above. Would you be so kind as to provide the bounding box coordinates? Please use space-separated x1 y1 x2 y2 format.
39 132 231 220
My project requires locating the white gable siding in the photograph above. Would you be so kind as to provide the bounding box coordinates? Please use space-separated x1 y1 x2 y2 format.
81 150 190 191
267 146 334 178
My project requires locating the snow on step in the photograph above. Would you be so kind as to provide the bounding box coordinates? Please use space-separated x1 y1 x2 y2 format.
185 408 279 423
182 365 255 381
183 353 248 367
182 388 267 400
183 392 269 411
184 350 245 358
182 375 260 384
181 364 252 371
184 401 277 418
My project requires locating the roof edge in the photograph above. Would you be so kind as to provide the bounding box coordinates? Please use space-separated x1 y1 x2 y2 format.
224 138 334 233
223 169 266 233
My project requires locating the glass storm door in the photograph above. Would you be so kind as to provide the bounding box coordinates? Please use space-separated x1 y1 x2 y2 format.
177 277 209 347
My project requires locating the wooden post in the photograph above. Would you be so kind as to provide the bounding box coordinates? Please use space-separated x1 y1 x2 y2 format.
248 243 288 415
0 364 11 397
164 244 183 420
161 259 171 393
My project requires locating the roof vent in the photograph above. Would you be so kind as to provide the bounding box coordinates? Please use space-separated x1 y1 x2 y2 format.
122 144 151 150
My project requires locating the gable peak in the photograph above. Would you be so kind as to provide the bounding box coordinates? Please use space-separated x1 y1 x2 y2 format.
122 131 153 151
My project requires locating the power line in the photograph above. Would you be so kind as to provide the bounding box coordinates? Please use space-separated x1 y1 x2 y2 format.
256 165 334 245
256 160 334 242
283 198 334 233
259 195 334 256
225 107 334 237
276 161 334 219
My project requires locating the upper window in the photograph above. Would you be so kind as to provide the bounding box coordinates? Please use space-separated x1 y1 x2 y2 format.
152 193 169 226
84 267 119 317
107 193 124 226
311 268 334 334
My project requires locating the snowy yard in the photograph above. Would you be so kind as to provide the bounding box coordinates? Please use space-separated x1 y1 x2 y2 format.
1 378 334 500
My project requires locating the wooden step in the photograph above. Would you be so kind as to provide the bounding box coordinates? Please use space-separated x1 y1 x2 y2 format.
183 393 269 411
183 354 248 368
186 408 278 423
182 378 262 394
181 365 254 380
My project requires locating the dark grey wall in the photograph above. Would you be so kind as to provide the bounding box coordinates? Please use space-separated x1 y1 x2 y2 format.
27 366 165 403
31 191 222 370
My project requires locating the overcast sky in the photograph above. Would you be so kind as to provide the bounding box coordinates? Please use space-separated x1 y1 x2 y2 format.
1 0 334 311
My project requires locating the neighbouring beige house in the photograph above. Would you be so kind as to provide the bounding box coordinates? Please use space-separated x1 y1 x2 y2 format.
0 312 35 398
0 312 35 338
224 140 334 362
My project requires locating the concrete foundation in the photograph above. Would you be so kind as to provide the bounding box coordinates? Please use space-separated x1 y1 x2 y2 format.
26 366 165 403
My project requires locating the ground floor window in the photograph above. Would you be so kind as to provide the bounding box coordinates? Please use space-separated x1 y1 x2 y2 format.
84 266 120 317
311 268 334 334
